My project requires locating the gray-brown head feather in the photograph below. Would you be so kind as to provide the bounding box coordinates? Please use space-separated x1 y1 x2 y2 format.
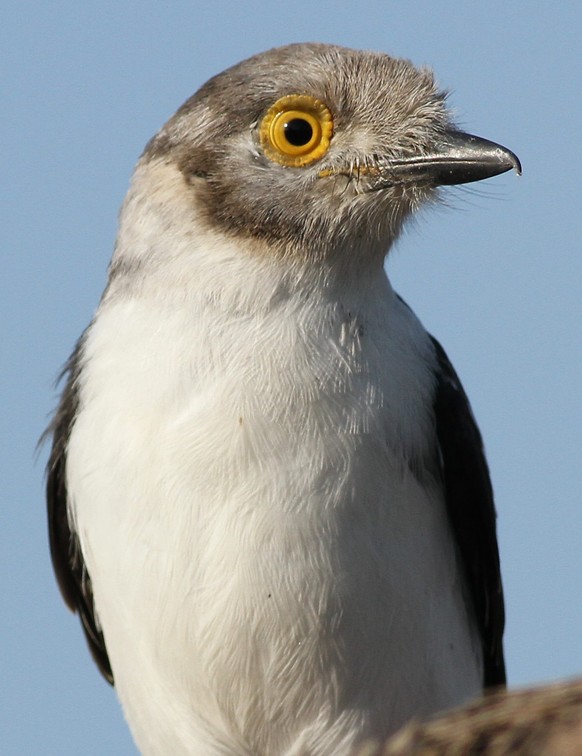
143 43 450 259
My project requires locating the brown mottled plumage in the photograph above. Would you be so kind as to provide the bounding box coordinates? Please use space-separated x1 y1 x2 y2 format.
365 678 582 755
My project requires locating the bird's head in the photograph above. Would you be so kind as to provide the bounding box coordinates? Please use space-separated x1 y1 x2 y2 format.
142 43 520 266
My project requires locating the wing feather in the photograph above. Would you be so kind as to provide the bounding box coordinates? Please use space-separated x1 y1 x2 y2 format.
430 335 506 688
45 338 114 684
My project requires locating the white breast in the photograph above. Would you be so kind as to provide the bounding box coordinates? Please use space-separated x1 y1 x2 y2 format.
66 170 482 755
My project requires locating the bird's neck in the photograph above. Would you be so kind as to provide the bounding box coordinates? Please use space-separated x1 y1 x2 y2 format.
106 159 395 315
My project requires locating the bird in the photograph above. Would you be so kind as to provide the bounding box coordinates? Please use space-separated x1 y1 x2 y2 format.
45 43 520 756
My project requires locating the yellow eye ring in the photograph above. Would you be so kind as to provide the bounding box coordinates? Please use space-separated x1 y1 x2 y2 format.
259 95 333 167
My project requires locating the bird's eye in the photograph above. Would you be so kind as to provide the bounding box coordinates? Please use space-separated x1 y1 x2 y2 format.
259 95 333 167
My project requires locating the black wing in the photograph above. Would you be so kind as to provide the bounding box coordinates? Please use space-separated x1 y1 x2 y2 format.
45 338 114 684
430 335 506 688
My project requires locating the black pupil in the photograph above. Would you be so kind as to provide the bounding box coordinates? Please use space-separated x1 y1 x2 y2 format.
283 118 313 146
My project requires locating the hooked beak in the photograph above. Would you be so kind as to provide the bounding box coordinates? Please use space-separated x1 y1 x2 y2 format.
383 130 521 186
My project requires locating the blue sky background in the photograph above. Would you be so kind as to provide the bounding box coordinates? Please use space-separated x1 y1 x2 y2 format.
3 2 581 753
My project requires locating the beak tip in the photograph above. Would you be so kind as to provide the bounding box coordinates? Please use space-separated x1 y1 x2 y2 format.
500 146 522 177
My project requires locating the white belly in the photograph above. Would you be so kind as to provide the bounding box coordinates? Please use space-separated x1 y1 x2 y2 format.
67 277 482 755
